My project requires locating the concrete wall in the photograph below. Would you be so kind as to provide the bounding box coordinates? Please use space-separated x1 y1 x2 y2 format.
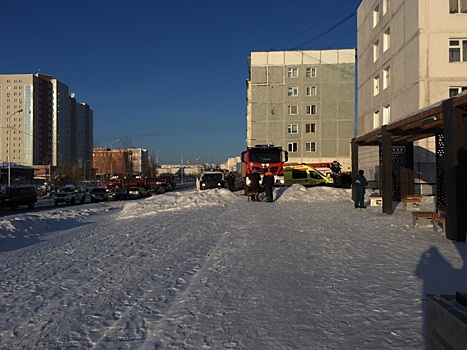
426 294 467 350
247 50 355 171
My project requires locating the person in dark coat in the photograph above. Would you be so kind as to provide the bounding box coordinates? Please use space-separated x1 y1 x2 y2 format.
354 169 368 208
247 169 261 200
226 172 235 192
262 171 275 202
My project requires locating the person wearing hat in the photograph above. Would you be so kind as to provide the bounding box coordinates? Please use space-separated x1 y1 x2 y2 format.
262 170 275 202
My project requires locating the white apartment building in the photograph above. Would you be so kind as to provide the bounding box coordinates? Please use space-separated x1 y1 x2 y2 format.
247 50 356 171
357 0 467 185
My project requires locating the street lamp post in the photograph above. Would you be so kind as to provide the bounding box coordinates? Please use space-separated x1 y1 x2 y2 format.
7 109 23 187
110 139 120 179
181 153 187 184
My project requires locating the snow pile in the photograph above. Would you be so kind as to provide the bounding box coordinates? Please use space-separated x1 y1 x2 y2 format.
119 188 239 219
276 184 353 203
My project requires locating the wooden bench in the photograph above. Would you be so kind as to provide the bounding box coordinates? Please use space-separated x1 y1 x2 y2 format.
412 211 437 227
370 196 382 207
402 196 422 211
432 215 446 233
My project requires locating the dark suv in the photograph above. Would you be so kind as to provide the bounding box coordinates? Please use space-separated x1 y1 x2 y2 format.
0 186 38 210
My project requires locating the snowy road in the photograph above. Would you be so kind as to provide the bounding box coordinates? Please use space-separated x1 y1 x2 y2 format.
0 187 466 349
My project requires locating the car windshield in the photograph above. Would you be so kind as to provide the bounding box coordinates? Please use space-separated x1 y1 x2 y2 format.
60 187 74 193
201 174 223 181
92 188 106 193
249 151 281 163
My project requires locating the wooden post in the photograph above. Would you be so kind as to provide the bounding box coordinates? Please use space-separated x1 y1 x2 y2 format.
442 98 466 241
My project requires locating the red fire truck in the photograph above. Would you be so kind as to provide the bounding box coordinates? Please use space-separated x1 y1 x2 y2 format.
241 144 288 186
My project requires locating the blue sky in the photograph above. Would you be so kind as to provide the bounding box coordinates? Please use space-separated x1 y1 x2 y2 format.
1 0 359 164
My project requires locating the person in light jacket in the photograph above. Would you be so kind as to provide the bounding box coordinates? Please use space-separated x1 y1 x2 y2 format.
354 169 368 208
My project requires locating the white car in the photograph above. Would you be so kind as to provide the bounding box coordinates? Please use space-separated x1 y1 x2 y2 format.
128 187 150 199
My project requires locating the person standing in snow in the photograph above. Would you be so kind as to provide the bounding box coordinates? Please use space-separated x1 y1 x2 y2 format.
226 172 235 192
262 171 275 202
354 169 368 208
247 169 261 201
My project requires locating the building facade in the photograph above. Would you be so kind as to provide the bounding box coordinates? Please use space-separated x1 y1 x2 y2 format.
246 50 356 171
356 0 467 186
93 147 148 179
0 73 93 178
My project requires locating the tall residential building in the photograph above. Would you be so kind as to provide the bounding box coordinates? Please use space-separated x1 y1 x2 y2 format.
356 0 467 184
246 50 356 171
0 73 93 172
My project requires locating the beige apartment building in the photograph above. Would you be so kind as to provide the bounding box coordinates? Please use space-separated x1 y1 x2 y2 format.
357 0 467 187
247 50 356 171
0 73 93 184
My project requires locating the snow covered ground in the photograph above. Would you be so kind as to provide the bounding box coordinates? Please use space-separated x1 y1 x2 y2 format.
0 185 466 349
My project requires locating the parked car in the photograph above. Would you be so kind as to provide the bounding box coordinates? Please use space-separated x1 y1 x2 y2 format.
91 187 108 202
196 171 225 190
149 185 165 195
53 185 88 205
128 187 150 199
0 186 37 210
107 187 127 200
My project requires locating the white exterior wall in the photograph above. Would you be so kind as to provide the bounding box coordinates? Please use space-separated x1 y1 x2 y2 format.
357 0 467 184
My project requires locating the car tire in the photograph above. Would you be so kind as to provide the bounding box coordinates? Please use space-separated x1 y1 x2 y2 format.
10 202 18 211
28 202 35 209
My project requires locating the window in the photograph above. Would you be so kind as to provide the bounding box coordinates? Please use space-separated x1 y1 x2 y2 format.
373 110 380 129
383 105 391 125
383 0 389 15
449 39 467 62
288 142 298 152
373 40 380 62
306 67 317 77
306 105 317 115
306 86 317 96
373 76 380 96
450 0 467 13
306 142 316 152
383 66 390 89
305 123 316 133
373 5 380 28
288 68 298 78
288 105 298 115
288 87 299 96
449 86 467 96
288 124 298 134
383 28 391 52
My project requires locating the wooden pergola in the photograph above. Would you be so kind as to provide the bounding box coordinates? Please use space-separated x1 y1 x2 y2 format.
352 92 467 242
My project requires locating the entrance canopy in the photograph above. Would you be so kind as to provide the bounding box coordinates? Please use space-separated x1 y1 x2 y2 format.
352 92 467 241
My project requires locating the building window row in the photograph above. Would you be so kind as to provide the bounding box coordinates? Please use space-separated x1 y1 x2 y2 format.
449 86 467 96
373 28 391 62
373 65 391 96
288 105 317 115
372 0 390 28
287 123 317 134
450 0 467 13
287 142 317 153
449 39 467 62
372 105 391 130
287 86 318 96
287 67 318 78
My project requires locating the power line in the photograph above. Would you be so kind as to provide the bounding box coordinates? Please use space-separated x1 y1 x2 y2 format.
291 11 356 50
273 1 350 50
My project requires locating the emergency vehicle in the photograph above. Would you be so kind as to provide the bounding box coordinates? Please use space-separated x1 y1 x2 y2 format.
283 164 334 187
241 144 288 186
